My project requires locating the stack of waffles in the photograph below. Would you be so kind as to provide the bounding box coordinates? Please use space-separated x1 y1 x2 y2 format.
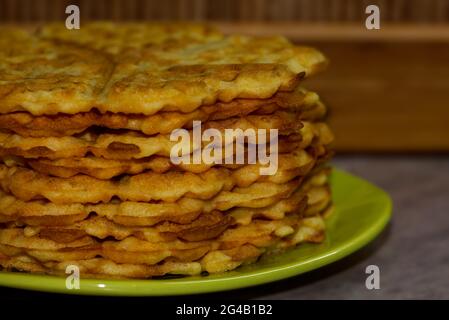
0 23 334 278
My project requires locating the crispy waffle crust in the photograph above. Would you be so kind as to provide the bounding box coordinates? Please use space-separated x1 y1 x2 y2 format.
0 118 332 159
0 213 328 276
0 88 323 137
0 169 332 276
0 168 330 226
0 23 327 116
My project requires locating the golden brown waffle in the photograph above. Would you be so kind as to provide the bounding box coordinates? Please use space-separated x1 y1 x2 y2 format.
0 118 331 161
0 87 320 137
0 164 310 204
9 146 318 180
0 168 330 227
0 170 330 231
0 213 326 277
0 23 327 116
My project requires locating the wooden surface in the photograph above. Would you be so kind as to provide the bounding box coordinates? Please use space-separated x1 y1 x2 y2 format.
304 41 449 152
2 155 448 299
219 22 449 42
218 23 449 152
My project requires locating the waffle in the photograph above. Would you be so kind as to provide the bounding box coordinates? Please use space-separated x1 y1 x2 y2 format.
0 23 327 115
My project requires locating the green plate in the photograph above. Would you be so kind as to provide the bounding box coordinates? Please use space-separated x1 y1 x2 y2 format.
0 168 392 296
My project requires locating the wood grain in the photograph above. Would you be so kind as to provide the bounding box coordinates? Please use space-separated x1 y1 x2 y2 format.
218 22 449 42
1 0 449 23
303 41 449 152
217 23 449 152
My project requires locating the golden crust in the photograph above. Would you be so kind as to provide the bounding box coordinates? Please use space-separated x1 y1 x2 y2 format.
27 156 177 179
0 131 303 160
23 211 234 243
0 147 316 204
0 88 320 137
19 187 329 243
0 190 207 227
16 145 317 179
0 23 327 115
0 254 205 278
0 213 326 277
0 165 234 204
0 34 113 115
38 22 224 55
0 169 330 227
0 213 324 259
0 168 331 278
0 130 183 160
100 37 326 115
0 247 258 278
0 120 331 160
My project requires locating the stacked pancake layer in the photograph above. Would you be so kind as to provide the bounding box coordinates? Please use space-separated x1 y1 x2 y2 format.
0 23 334 278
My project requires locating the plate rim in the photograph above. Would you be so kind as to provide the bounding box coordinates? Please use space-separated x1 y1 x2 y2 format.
0 168 392 296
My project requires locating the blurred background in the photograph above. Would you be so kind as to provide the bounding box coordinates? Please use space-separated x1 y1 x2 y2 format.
1 0 448 152
1 0 449 22
0 0 448 299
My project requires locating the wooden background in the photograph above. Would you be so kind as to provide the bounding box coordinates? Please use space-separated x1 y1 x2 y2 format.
1 0 449 152
1 0 449 22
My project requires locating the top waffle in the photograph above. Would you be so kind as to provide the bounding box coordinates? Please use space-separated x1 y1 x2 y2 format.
0 22 327 116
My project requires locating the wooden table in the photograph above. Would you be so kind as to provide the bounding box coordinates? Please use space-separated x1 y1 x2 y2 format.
221 23 449 152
